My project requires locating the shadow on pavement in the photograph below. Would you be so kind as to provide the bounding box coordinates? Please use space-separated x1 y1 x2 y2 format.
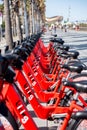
39 127 49 130
69 43 87 51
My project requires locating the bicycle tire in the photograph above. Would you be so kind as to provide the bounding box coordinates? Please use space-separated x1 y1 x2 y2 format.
0 102 19 130
66 119 87 130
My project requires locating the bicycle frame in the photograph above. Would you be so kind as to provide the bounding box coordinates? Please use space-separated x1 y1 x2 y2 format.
0 80 38 130
13 66 87 130
27 53 59 82
22 61 65 101
1 34 86 130
14 68 69 118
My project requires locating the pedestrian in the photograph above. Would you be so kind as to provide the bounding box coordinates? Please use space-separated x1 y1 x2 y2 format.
54 25 56 33
64 25 67 32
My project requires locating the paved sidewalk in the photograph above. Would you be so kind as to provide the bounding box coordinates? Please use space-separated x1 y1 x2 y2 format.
0 36 24 54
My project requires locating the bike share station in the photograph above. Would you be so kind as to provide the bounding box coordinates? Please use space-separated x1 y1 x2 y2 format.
0 29 87 130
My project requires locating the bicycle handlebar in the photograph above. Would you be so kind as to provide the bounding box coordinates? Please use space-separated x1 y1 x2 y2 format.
13 47 28 61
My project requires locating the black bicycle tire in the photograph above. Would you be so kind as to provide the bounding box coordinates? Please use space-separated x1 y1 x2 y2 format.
0 102 19 130
66 119 84 130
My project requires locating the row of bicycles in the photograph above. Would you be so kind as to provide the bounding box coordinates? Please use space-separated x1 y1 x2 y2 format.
0 32 87 130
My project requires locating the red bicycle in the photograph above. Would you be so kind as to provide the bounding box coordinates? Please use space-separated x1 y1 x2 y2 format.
0 55 38 130
2 33 87 130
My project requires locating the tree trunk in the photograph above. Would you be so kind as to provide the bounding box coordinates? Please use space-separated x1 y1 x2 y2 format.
16 12 23 41
29 5 32 35
4 0 13 49
23 0 29 37
14 1 23 42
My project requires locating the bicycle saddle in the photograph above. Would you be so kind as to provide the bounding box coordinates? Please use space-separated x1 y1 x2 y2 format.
61 50 79 59
56 45 69 51
52 34 57 37
72 110 87 119
67 51 79 59
62 62 83 73
4 53 23 69
22 42 33 53
50 38 64 44
68 60 87 70
58 53 69 59
63 76 87 92
28 39 36 45
27 40 36 48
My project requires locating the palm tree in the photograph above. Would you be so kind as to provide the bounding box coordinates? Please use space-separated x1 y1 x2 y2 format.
23 0 29 37
25 0 34 35
4 0 13 49
34 0 46 32
12 0 23 41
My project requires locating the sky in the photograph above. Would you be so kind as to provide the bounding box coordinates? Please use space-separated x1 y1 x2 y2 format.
0 0 3 4
46 0 87 22
0 0 87 22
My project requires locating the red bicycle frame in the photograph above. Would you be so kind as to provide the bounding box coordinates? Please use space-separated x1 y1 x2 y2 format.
0 79 38 130
13 67 87 130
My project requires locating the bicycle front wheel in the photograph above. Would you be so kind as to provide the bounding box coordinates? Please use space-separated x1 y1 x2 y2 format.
0 103 19 130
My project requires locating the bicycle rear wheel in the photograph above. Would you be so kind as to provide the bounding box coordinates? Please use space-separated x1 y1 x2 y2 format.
0 103 19 130
66 119 87 130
